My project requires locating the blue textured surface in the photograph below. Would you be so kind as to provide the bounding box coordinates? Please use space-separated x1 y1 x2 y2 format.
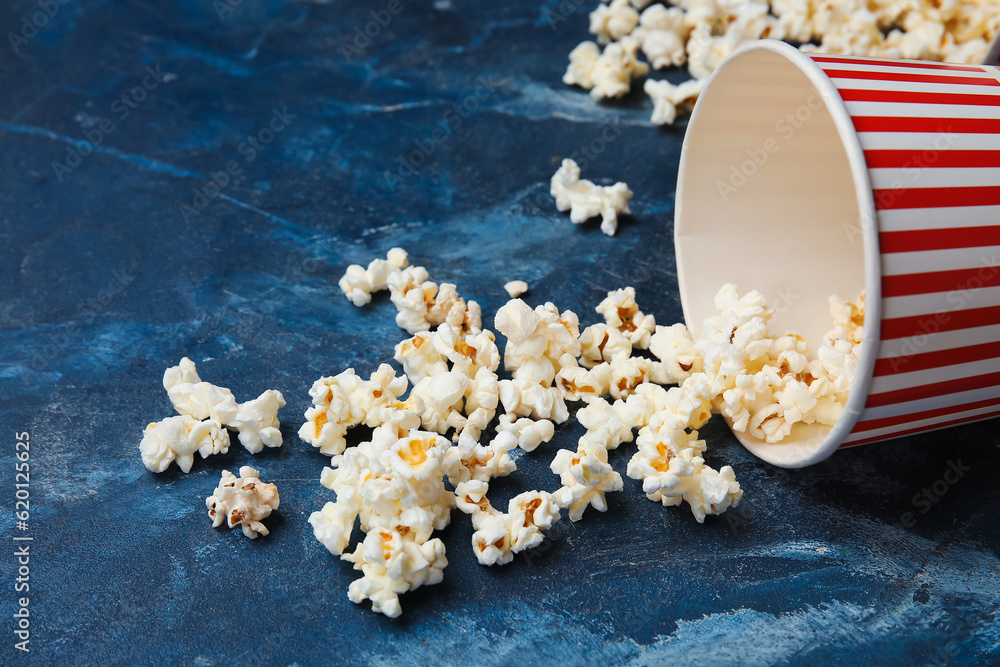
1 1 999 665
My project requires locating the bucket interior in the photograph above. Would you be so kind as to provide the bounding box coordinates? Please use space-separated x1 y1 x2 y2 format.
674 43 877 467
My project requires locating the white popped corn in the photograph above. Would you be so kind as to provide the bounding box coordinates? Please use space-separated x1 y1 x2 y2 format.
163 357 239 426
578 323 633 368
591 35 650 99
504 280 529 298
139 415 230 474
649 323 702 383
644 78 706 126
589 0 641 45
596 286 656 349
550 158 633 238
206 466 280 539
635 4 688 68
309 425 455 618
231 389 286 454
339 247 410 307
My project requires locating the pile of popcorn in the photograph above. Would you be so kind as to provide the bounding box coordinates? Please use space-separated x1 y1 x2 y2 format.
564 0 1000 125
314 247 863 617
139 358 286 539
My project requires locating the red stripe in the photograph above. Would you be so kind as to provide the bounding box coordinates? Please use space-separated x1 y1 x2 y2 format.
842 410 1000 447
874 185 1000 211
841 88 1000 106
853 395 1000 432
865 149 1000 168
865 370 1000 407
874 340 1000 376
811 55 987 73
824 68 1000 87
880 226 1000 253
854 116 1000 133
883 265 1000 297
881 304 1000 339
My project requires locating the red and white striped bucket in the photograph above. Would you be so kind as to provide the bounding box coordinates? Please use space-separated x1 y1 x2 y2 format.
674 39 1000 468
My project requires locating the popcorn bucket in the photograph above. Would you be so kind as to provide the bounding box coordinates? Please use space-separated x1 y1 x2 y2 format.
674 39 1000 468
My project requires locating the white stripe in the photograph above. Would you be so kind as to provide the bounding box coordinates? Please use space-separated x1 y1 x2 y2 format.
845 404 1000 442
868 166 1000 190
845 100 1000 119
820 61 992 78
857 383 1000 422
827 77 999 93
878 322 1000 360
860 132 1000 151
882 285 1000 319
879 205 1000 232
868 355 1000 394
882 246 1000 276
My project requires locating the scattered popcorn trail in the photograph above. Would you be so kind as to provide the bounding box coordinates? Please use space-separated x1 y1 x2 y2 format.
206 466 280 539
313 248 865 616
567 0 1000 125
550 158 633 237
141 357 286 473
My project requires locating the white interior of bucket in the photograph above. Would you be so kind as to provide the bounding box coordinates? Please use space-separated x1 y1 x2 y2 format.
675 41 879 467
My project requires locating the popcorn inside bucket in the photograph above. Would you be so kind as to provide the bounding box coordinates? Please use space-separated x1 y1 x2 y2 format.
674 41 879 467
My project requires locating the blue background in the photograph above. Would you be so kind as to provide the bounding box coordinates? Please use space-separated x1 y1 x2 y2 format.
1 0 998 664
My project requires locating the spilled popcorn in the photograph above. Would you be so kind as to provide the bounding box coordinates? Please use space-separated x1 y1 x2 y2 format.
140 357 286 473
562 0 1000 125
309 248 864 617
206 466 280 539
550 158 633 236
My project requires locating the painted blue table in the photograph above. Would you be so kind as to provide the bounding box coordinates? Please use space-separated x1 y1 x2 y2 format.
1 1 998 664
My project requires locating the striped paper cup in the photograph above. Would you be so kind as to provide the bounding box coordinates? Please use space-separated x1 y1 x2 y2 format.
674 39 1000 468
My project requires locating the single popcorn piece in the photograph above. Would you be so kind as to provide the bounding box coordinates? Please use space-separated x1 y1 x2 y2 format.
579 323 632 368
563 41 601 90
504 280 529 299
649 323 702 383
551 446 623 522
644 78 706 126
596 286 656 349
635 4 688 69
232 389 286 454
339 247 410 307
590 35 649 100
163 357 239 426
550 159 633 237
206 466 280 539
342 530 448 618
589 0 640 45
140 415 230 474
496 413 556 452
